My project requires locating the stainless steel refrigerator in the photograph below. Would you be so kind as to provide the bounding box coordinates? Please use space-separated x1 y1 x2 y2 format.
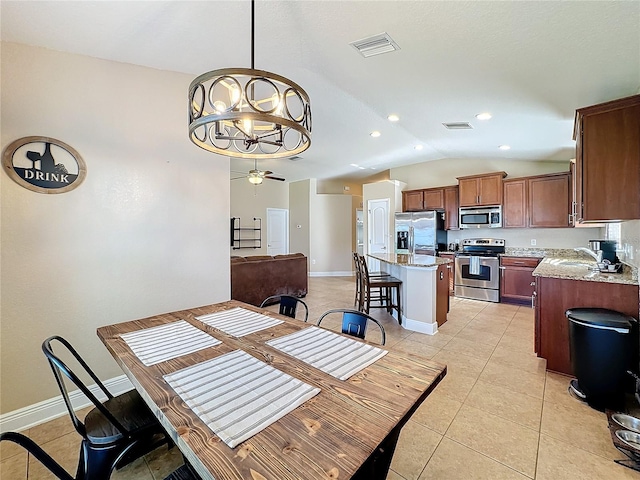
394 211 447 255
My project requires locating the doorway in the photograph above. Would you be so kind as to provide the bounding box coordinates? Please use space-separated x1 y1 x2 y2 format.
367 199 389 254
267 208 289 255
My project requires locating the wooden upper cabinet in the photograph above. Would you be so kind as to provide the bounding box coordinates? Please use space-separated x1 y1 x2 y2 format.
403 190 424 211
503 179 528 228
457 172 506 207
423 188 445 210
574 94 640 222
444 185 459 230
503 173 570 228
403 187 446 212
528 173 570 227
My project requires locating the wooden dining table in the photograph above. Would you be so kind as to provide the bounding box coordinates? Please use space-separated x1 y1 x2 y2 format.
97 300 447 480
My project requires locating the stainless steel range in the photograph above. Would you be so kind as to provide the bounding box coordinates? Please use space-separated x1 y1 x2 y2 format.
454 238 505 302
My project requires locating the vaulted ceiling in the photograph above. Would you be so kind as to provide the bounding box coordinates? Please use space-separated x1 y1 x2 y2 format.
2 1 639 181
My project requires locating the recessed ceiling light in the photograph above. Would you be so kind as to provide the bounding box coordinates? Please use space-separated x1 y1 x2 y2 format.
358 166 366 170
476 112 492 120
414 145 423 151
370 131 381 138
387 114 399 122
499 145 511 150
350 163 359 167
370 167 376 170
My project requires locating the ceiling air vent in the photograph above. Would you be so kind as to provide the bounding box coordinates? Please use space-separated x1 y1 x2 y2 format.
442 122 473 130
350 32 400 58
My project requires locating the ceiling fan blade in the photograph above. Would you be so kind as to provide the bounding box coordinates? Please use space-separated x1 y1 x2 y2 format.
230 170 248 175
231 176 247 181
262 170 273 175
264 176 286 182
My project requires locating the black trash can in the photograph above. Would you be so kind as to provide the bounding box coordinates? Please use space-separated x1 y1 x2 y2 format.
566 308 637 411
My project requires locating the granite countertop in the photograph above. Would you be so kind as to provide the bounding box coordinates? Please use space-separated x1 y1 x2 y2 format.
368 253 451 268
532 257 638 285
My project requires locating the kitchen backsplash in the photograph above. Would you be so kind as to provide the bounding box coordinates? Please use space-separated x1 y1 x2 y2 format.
621 220 640 269
446 226 604 250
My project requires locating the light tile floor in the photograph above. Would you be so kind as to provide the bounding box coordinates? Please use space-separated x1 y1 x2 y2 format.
2 276 639 479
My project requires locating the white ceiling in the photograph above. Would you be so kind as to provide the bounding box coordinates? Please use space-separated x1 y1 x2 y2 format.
2 1 639 182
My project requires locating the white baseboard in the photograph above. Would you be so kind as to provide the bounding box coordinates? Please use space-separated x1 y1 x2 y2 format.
309 271 354 277
402 317 438 335
0 375 133 433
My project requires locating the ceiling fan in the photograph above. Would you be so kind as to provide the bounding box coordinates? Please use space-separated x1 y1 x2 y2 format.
231 159 286 185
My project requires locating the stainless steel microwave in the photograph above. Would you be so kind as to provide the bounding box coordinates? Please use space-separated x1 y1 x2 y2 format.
459 206 502 229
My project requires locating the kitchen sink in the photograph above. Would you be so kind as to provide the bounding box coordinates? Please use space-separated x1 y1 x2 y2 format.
548 259 594 267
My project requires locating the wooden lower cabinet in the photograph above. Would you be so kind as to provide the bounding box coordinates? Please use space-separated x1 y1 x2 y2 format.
534 276 639 375
436 263 450 326
499 256 541 305
438 253 455 296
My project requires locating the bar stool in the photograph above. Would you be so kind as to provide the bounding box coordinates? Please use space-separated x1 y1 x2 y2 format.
359 255 402 324
353 252 391 309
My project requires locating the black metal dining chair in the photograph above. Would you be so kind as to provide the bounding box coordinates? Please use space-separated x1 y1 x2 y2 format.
42 336 171 480
1 432 198 480
260 295 309 322
1 432 76 479
317 308 386 345
163 463 202 480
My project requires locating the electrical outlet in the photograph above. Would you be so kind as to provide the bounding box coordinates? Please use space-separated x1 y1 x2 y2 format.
531 239 537 246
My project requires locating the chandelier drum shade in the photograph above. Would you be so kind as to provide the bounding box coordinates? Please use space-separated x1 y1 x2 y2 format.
188 1 312 159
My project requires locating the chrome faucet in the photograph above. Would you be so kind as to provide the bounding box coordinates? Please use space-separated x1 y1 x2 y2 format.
574 247 603 263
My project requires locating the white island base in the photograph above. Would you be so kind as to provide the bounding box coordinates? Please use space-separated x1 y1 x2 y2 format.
367 253 451 335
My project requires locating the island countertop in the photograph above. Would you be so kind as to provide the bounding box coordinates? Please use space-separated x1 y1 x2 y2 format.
367 253 452 268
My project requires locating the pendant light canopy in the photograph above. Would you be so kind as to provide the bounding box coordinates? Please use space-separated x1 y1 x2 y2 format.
188 0 312 159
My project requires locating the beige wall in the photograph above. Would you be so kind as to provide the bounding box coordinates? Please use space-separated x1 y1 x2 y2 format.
391 158 571 190
289 180 311 258
1 43 230 414
230 177 289 255
309 187 353 275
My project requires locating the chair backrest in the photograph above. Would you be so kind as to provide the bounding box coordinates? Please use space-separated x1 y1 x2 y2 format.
42 336 129 440
358 255 375 295
260 295 309 322
1 432 76 480
317 309 386 345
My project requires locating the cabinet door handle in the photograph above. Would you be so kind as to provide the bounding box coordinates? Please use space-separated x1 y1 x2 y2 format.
499 266 506 270
530 281 536 286
532 291 537 309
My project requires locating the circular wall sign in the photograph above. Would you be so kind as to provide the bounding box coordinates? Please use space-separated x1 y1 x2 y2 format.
2 136 86 194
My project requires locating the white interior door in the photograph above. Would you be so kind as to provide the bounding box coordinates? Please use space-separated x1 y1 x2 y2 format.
368 199 389 254
267 208 289 255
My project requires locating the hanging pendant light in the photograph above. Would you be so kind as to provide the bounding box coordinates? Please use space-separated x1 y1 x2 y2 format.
188 0 312 159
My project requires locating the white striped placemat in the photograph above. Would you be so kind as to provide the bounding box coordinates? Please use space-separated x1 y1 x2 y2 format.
163 350 320 448
266 327 388 380
120 320 221 366
195 307 283 337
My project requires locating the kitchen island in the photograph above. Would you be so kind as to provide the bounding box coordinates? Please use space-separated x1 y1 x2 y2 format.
367 253 451 335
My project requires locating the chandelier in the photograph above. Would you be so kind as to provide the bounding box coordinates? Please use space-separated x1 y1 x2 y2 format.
188 0 312 159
